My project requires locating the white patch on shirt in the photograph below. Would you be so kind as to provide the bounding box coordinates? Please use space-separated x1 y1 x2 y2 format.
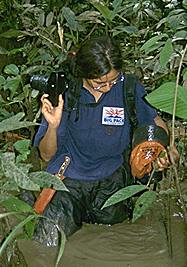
102 107 124 126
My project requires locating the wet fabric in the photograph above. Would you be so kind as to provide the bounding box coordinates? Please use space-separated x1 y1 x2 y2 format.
34 166 131 247
33 74 157 180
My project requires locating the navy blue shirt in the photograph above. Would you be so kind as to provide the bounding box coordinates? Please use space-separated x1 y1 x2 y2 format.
33 74 157 180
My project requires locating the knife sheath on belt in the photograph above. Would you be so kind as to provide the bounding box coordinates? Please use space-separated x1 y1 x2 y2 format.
34 156 70 214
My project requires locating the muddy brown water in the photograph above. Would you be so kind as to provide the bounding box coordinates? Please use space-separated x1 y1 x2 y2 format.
18 198 187 267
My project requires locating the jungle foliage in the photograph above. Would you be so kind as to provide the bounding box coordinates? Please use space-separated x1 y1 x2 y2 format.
0 0 187 266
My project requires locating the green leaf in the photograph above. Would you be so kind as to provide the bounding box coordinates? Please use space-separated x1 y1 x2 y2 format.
24 219 36 239
146 82 187 119
121 26 139 34
4 77 21 98
0 215 37 257
173 30 187 41
156 17 167 29
77 11 104 24
4 64 19 76
183 194 187 203
102 185 146 209
111 0 123 19
29 171 69 191
92 2 113 21
159 188 177 195
160 39 173 68
141 34 168 54
0 76 6 86
7 47 24 56
0 194 12 202
0 152 40 191
16 154 28 163
0 29 23 38
13 139 31 157
144 8 159 21
2 180 19 192
0 46 8 54
0 113 38 133
132 191 157 222
38 11 45 26
167 11 186 29
0 196 33 213
112 26 139 37
46 11 54 27
183 68 187 80
183 0 187 9
22 65 49 75
0 212 20 219
61 7 79 31
55 230 66 267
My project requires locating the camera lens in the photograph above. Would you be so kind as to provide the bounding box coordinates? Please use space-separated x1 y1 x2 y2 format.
30 75 49 92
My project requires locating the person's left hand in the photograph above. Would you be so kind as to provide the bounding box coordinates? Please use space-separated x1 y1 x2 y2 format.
156 145 179 171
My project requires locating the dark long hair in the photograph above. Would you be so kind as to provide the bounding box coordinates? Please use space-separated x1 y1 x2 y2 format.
74 36 123 79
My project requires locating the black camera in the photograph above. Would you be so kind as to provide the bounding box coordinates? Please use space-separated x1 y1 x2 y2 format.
30 71 69 106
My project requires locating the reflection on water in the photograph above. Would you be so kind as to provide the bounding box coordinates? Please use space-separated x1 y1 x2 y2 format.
19 202 187 267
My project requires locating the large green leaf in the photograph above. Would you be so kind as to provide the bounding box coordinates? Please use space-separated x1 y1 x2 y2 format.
102 185 146 209
29 171 69 191
159 39 173 68
145 82 187 119
0 152 40 191
132 191 157 222
4 64 19 76
0 113 38 133
141 34 168 54
0 196 33 213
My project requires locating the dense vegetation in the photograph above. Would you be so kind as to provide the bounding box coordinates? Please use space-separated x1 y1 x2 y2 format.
0 0 187 266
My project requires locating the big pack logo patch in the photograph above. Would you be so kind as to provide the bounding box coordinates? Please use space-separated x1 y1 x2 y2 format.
102 107 124 126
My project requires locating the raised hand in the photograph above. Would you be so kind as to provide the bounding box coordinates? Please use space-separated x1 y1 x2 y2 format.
41 94 64 129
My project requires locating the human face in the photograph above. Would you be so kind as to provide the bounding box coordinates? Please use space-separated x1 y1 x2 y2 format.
86 69 123 93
